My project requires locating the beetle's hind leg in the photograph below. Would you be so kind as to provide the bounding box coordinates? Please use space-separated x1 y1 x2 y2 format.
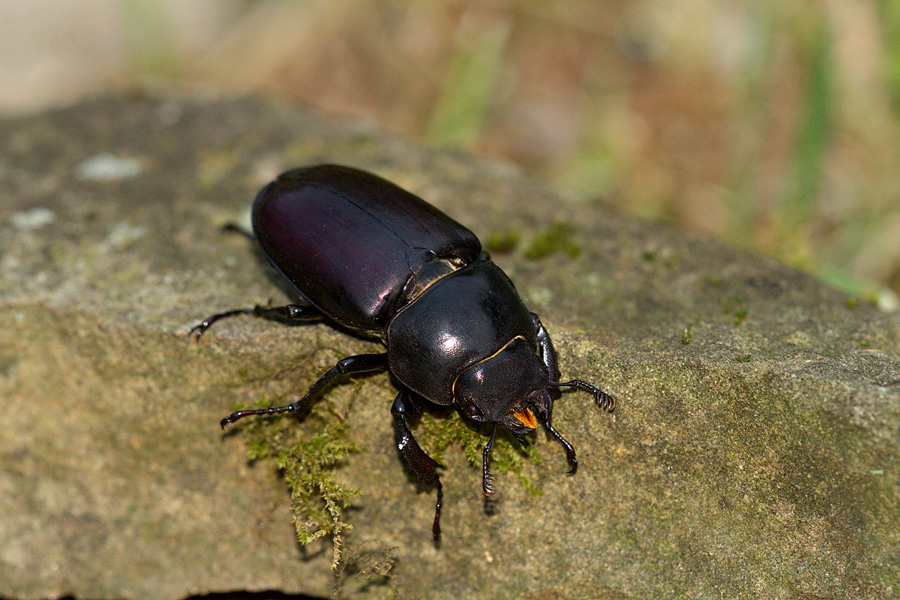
391 390 443 540
221 353 389 427
189 302 325 339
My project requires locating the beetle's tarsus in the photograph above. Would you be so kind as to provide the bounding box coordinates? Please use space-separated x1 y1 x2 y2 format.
220 404 298 429
432 480 443 540
188 308 256 340
482 425 498 496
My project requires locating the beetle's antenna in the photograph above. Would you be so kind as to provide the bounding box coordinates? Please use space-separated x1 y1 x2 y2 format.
542 413 577 474
482 425 498 496
552 379 616 412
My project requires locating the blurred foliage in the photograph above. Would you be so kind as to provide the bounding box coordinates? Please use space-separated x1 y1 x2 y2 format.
524 221 583 260
485 228 521 254
5 0 900 305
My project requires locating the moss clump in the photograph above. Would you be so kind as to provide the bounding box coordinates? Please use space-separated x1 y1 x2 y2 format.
721 295 748 326
525 221 582 260
418 410 542 496
485 229 520 254
238 398 363 569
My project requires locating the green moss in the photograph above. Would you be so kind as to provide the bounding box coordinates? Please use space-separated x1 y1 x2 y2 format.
681 326 693 345
485 229 520 254
721 295 748 326
236 398 363 569
418 410 542 496
525 221 583 260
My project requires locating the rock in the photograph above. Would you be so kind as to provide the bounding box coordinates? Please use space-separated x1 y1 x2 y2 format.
1 96 897 599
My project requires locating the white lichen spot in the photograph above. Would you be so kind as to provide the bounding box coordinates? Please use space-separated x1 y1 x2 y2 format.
526 286 553 307
10 207 56 230
75 153 143 181
877 288 899 313
106 222 148 249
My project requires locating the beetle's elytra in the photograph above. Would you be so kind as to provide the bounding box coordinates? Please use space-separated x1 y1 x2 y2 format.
191 164 615 539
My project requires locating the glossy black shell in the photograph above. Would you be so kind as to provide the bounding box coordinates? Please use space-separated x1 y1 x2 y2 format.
386 261 537 405
252 165 482 335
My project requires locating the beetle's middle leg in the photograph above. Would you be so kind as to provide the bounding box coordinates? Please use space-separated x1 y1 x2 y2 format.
220 353 389 427
190 302 324 339
391 389 443 540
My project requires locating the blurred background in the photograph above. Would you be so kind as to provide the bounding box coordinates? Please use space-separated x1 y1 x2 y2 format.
2 0 899 306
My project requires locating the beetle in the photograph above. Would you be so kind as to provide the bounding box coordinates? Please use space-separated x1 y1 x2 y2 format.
191 164 615 539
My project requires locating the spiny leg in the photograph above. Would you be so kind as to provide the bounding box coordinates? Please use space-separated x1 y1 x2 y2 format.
532 311 615 471
530 312 561 385
543 409 577 474
391 390 443 540
482 425 498 496
190 303 324 339
221 353 389 427
541 381 615 472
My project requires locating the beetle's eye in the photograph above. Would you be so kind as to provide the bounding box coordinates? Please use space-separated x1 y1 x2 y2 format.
463 404 484 420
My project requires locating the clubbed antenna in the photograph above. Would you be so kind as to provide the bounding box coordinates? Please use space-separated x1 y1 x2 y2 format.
552 379 616 412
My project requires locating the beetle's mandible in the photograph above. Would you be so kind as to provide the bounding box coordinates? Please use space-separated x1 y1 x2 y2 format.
191 164 615 539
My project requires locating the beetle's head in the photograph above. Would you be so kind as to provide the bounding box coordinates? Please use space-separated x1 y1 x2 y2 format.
454 337 551 436
455 336 583 495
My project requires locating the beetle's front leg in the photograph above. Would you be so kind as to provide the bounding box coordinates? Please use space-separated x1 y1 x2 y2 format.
531 312 615 412
391 390 443 540
190 302 325 339
530 312 585 473
221 353 389 427
530 312 561 384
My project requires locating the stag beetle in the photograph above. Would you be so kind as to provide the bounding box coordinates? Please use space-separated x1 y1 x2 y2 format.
191 164 615 539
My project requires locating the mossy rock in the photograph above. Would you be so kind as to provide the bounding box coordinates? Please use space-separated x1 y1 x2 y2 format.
1 96 898 600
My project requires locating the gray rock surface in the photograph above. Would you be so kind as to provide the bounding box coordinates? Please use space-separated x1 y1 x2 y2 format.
1 96 898 599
